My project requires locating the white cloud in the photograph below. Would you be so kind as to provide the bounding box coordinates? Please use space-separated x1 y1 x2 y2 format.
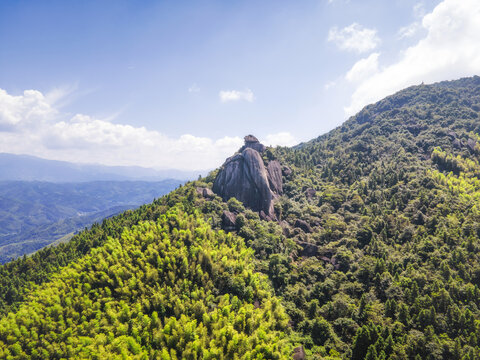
413 3 426 18
345 53 380 83
346 0 480 116
188 83 200 93
0 87 245 170
397 22 422 39
397 2 428 39
215 135 243 149
328 23 380 53
219 89 255 103
324 81 337 90
262 132 298 147
0 88 301 169
0 89 57 129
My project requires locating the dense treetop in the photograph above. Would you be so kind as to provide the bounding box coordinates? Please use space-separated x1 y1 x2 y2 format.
0 205 291 359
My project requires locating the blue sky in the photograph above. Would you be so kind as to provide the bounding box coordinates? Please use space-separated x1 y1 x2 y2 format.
1 0 479 170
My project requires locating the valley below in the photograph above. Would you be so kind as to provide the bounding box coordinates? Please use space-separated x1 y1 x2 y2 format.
0 180 182 263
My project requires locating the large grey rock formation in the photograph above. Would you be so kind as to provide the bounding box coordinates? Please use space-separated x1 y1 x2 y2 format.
267 160 283 195
213 135 282 219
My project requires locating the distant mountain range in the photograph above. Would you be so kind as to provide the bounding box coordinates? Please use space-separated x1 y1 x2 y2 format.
0 153 204 182
0 180 182 263
0 153 197 262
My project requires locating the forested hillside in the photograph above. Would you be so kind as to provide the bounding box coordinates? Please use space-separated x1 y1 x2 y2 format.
2 76 480 359
0 205 291 358
264 76 480 359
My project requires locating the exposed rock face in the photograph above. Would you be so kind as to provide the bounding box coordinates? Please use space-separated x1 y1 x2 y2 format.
267 160 283 195
222 211 237 231
196 187 215 199
448 131 458 140
213 136 282 219
292 346 306 360
241 135 266 153
282 165 293 177
453 138 463 149
406 124 423 135
244 135 257 142
450 136 477 152
305 188 316 200
467 138 477 152
295 219 313 233
214 148 274 215
295 240 318 257
280 220 291 236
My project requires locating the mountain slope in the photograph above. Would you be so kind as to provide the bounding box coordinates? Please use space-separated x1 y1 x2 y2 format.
263 76 480 358
0 205 291 359
2 76 480 359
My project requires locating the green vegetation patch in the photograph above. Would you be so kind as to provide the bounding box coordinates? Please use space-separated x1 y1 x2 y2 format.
0 206 291 359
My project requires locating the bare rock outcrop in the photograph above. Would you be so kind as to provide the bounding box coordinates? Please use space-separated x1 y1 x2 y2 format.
267 160 283 195
305 188 316 200
295 240 319 257
453 138 463 149
293 346 306 360
213 135 282 219
282 165 293 177
467 138 477 152
241 135 266 153
280 220 291 236
196 187 215 199
222 211 237 231
295 219 313 233
447 131 458 140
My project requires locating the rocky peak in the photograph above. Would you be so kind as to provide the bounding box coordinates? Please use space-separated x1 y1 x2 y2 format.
244 134 259 143
240 134 266 154
213 135 282 219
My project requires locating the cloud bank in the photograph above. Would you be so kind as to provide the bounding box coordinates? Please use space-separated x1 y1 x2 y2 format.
0 88 292 170
219 89 255 103
345 0 480 115
262 132 298 147
328 23 380 53
345 53 380 83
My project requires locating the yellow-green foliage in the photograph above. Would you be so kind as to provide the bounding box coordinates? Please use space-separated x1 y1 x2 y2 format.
0 206 291 359
431 147 480 202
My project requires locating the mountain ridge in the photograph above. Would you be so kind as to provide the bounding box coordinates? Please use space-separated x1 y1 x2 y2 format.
0 153 203 182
